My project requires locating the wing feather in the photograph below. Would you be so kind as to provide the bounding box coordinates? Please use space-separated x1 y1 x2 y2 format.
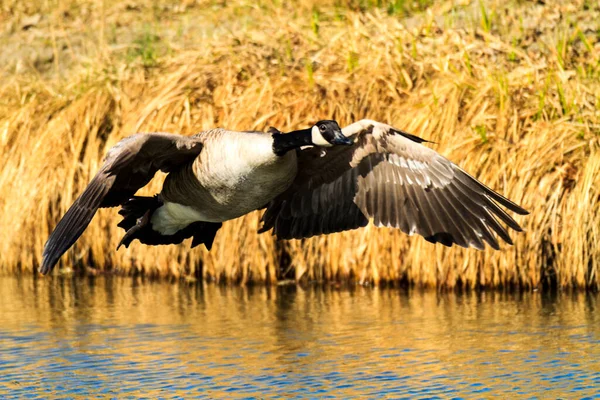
40 132 203 274
260 120 528 250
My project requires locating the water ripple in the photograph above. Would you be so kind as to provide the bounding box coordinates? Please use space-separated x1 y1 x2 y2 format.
0 277 599 398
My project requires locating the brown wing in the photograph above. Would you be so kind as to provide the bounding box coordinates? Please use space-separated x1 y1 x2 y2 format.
260 122 528 250
40 132 203 274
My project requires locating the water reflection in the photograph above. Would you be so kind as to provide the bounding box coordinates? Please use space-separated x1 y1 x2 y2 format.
1 276 599 397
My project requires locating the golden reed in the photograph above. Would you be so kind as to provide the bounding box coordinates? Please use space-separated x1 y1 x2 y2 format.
0 0 598 289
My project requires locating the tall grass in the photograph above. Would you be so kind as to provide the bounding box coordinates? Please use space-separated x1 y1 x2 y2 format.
0 0 599 289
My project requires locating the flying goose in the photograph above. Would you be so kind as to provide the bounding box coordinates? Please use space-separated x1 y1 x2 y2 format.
40 119 528 274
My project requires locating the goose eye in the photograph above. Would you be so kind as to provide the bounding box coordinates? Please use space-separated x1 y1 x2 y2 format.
319 125 326 132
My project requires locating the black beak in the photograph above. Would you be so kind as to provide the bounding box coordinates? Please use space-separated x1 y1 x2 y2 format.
330 130 354 145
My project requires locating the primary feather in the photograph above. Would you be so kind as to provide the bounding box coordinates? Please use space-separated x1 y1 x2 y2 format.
260 120 528 250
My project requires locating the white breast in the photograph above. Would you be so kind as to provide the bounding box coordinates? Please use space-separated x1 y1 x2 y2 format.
157 130 298 233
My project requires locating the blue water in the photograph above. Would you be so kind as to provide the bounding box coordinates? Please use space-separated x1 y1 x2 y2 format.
0 276 599 398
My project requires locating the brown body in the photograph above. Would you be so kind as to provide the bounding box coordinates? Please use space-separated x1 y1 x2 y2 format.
151 129 298 234
161 129 297 222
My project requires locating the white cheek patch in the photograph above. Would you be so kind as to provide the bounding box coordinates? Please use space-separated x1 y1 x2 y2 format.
311 125 333 147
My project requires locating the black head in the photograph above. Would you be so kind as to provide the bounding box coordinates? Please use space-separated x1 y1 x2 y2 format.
271 120 353 156
311 120 353 146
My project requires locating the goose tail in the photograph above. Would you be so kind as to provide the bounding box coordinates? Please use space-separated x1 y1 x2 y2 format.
117 196 221 250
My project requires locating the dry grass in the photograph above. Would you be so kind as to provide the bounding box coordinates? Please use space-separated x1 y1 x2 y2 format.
0 0 599 289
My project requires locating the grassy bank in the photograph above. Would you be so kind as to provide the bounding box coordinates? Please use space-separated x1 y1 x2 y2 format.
0 0 599 289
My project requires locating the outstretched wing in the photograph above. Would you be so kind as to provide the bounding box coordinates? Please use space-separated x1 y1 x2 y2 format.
40 132 203 274
260 120 528 249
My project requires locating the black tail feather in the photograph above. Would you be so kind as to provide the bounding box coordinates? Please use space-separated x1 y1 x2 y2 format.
188 221 222 250
117 196 221 250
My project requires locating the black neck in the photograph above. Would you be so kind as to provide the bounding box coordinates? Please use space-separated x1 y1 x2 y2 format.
272 128 313 156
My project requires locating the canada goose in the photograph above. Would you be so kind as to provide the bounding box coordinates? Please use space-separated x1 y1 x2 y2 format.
40 119 528 274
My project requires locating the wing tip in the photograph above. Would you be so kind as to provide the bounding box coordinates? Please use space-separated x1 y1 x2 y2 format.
455 167 529 217
38 255 55 275
257 224 271 234
469 240 486 251
515 207 530 216
424 231 513 251
512 224 524 233
502 200 529 216
390 128 435 144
